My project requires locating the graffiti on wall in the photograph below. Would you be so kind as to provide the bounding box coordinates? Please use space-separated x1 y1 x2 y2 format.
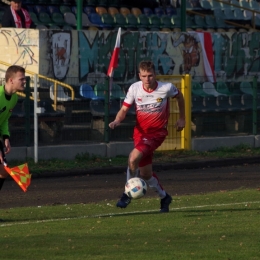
38 30 260 85
0 29 38 69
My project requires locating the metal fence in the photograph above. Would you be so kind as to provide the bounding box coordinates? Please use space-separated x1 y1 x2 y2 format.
4 74 260 148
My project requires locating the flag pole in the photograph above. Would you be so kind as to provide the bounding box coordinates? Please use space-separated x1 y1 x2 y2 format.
106 28 121 142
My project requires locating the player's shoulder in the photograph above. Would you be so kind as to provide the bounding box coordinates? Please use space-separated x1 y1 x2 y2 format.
157 81 175 88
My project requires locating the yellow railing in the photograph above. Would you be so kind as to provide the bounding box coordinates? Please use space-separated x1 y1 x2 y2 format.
0 61 75 110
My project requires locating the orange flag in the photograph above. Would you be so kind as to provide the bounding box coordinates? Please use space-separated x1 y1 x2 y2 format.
4 163 31 192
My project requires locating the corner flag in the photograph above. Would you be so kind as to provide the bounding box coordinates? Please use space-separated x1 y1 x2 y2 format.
4 163 31 192
107 27 121 77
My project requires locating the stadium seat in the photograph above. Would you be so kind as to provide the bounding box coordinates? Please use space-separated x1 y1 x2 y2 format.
125 14 138 30
131 7 142 17
223 8 235 20
137 14 150 30
90 99 119 117
192 95 206 113
36 24 48 29
79 84 97 99
88 13 106 28
50 85 72 102
204 15 217 29
29 12 43 26
63 24 74 30
120 7 131 17
49 0 60 4
154 7 165 17
101 13 115 28
60 5 71 15
48 5 60 15
216 95 231 112
108 7 119 17
192 82 210 97
216 82 233 95
160 15 174 30
39 12 56 27
149 15 162 30
229 94 242 111
84 6 96 16
241 93 253 111
143 7 153 16
240 82 253 95
51 12 68 26
96 6 107 15
49 24 61 29
82 13 98 27
64 12 77 27
94 83 124 99
113 13 128 29
200 0 213 10
71 6 77 15
203 82 222 97
166 6 177 16
194 15 207 29
203 95 218 112
34 5 48 15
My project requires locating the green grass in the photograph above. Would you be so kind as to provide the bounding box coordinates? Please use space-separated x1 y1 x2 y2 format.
8 144 260 175
1 189 260 259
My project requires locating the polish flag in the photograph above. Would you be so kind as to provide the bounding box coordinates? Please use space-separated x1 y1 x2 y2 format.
196 31 216 83
107 27 121 77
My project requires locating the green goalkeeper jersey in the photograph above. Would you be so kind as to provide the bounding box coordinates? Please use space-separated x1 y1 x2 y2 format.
0 85 18 137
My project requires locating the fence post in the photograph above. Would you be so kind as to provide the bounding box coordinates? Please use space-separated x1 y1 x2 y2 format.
24 76 31 146
253 77 257 135
104 77 110 143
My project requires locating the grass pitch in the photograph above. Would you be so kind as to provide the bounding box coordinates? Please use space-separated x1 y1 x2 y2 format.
1 189 260 260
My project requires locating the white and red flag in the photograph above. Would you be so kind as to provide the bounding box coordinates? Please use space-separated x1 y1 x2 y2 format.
196 31 216 83
107 27 121 77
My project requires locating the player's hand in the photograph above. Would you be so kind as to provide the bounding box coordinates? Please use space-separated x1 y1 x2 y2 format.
4 139 11 154
174 118 185 131
109 120 121 129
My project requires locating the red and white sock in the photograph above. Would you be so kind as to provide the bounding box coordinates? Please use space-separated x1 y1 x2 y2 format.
146 173 166 199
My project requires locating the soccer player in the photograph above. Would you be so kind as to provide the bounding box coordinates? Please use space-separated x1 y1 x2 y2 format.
0 65 26 194
109 61 185 212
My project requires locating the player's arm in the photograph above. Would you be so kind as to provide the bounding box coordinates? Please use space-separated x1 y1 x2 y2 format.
175 91 186 131
109 105 130 129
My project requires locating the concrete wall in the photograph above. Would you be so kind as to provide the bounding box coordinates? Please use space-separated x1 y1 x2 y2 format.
8 136 260 161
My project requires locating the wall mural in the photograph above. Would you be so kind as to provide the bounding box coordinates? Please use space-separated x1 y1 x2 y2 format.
1 29 260 86
0 29 39 75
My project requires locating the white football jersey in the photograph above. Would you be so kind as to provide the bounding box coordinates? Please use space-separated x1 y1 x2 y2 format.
123 81 179 136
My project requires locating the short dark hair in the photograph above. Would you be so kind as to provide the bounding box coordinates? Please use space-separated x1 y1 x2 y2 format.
139 61 155 73
5 65 25 82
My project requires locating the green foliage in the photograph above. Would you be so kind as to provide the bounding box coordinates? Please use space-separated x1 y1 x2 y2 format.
1 189 260 259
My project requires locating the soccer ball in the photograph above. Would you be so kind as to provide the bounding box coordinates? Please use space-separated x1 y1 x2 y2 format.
125 177 147 199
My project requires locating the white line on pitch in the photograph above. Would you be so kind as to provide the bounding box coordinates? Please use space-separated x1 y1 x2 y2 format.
1 201 260 228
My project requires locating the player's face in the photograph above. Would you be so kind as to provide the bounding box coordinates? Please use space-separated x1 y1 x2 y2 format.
139 69 157 90
10 71 26 92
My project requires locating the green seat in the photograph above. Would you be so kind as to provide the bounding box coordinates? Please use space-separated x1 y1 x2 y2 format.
192 82 211 97
240 82 253 95
101 13 115 28
114 13 128 29
149 15 162 30
125 14 138 30
49 24 61 30
216 82 233 95
137 14 150 30
194 15 207 29
160 15 174 30
29 12 42 26
39 12 56 26
51 13 67 26
60 5 71 15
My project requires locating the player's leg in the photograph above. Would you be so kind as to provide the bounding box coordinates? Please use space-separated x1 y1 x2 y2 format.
116 148 143 208
137 136 172 213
